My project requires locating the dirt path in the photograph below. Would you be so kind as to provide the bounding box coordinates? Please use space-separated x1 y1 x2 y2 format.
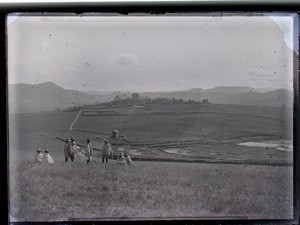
69 109 83 131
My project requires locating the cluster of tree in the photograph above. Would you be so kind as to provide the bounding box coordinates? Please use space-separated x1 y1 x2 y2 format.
63 93 211 110
110 93 210 106
111 93 151 105
151 97 184 104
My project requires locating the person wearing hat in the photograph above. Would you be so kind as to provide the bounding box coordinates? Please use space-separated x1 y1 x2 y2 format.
85 138 93 164
64 138 75 162
64 138 71 162
65 137 76 162
70 137 76 145
44 149 54 164
102 140 113 164
36 148 43 163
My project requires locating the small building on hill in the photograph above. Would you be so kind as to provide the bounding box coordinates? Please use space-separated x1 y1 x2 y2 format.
110 130 119 138
108 130 131 158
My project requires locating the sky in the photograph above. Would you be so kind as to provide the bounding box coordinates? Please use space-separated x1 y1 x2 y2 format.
7 13 296 92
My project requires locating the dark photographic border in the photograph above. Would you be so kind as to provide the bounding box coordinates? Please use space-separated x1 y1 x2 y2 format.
1 1 300 225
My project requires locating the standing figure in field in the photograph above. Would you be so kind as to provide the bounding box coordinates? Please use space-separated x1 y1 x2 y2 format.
44 149 54 164
64 138 70 161
64 138 75 162
124 153 133 165
36 148 43 163
85 138 93 164
102 140 112 164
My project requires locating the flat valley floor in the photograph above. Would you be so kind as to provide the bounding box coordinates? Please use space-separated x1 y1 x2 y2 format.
9 103 294 221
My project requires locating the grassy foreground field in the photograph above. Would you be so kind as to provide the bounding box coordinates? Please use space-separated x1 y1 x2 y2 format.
8 103 294 221
10 160 293 221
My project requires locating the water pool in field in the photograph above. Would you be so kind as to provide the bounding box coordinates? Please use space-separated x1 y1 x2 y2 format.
164 148 192 155
238 140 293 151
129 150 143 155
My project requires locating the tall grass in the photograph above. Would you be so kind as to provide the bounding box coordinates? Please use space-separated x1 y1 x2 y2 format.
9 160 293 221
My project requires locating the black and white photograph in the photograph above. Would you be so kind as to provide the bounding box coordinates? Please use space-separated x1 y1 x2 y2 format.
7 13 296 221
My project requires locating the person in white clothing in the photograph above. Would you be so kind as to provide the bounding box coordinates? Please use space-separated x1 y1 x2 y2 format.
44 149 54 164
117 153 127 165
85 138 93 164
36 148 43 163
124 153 133 165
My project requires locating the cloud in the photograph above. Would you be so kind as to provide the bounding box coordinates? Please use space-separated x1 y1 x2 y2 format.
114 53 139 66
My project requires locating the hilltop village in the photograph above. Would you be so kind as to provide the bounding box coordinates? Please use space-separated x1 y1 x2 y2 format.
64 93 210 111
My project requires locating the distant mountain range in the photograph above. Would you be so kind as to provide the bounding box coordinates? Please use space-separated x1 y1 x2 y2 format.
141 86 292 108
8 82 292 114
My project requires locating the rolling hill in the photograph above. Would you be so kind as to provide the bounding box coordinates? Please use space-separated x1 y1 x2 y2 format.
8 82 103 114
142 86 259 102
205 86 256 94
8 82 293 114
142 86 292 108
213 89 293 107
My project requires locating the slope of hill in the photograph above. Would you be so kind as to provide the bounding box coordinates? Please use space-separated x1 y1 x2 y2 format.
8 82 293 114
187 88 205 93
95 91 132 103
82 90 115 95
211 89 293 107
205 86 256 94
255 88 278 93
143 87 292 108
141 91 200 101
8 82 103 114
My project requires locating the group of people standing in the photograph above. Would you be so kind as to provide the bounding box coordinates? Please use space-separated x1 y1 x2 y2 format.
63 137 132 165
63 137 96 164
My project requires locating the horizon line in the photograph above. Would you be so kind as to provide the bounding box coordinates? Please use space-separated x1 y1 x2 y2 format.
8 81 286 93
